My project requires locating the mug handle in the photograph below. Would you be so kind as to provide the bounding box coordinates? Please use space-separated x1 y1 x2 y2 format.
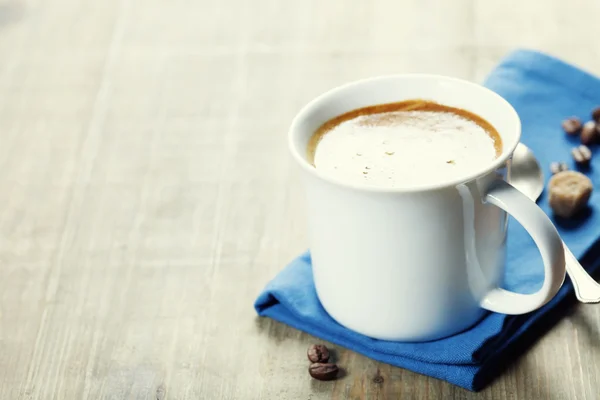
479 180 566 314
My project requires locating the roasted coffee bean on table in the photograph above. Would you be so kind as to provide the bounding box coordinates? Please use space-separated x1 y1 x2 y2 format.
581 121 598 145
550 161 568 175
308 363 339 381
593 106 600 122
562 117 582 135
307 344 330 363
548 171 593 218
572 145 592 166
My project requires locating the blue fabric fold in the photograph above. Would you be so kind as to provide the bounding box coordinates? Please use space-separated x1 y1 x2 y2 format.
254 49 600 391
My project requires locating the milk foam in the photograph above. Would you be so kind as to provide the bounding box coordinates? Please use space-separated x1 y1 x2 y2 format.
313 111 498 189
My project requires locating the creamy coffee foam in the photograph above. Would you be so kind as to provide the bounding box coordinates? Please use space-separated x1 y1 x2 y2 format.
308 100 502 189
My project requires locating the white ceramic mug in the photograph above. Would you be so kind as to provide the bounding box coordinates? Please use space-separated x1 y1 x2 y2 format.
289 75 566 342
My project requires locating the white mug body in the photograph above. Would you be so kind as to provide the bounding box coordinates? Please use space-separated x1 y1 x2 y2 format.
289 75 565 341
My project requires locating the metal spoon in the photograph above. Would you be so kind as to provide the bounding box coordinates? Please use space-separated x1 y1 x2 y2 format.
511 143 600 303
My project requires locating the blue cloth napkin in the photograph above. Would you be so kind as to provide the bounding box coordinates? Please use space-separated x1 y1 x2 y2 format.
254 49 600 391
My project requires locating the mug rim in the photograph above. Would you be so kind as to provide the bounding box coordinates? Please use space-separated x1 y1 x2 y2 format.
288 74 522 193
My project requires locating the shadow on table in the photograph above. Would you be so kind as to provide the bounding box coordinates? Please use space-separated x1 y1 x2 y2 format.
0 3 24 30
475 237 600 391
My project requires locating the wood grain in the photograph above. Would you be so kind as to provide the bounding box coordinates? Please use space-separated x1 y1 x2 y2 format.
1 0 600 398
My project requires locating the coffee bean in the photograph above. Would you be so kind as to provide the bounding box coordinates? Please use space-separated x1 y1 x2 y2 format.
308 363 339 381
307 344 330 363
592 107 600 122
562 117 582 135
550 162 568 175
572 145 592 166
548 171 593 218
581 121 598 145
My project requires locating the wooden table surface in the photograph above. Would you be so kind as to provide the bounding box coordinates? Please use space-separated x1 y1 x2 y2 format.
2 0 600 398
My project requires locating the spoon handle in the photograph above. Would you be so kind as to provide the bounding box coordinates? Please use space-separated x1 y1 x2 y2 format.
564 242 600 303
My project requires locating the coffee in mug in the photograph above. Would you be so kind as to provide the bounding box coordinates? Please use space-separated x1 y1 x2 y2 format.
307 100 503 189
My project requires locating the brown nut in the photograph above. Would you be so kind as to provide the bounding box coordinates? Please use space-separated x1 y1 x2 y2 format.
581 121 598 145
308 363 339 381
548 171 593 218
592 106 600 122
550 162 568 175
572 145 592 166
307 344 330 363
562 117 582 135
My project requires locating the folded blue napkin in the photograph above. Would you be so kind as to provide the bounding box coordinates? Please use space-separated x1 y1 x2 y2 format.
254 49 600 391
